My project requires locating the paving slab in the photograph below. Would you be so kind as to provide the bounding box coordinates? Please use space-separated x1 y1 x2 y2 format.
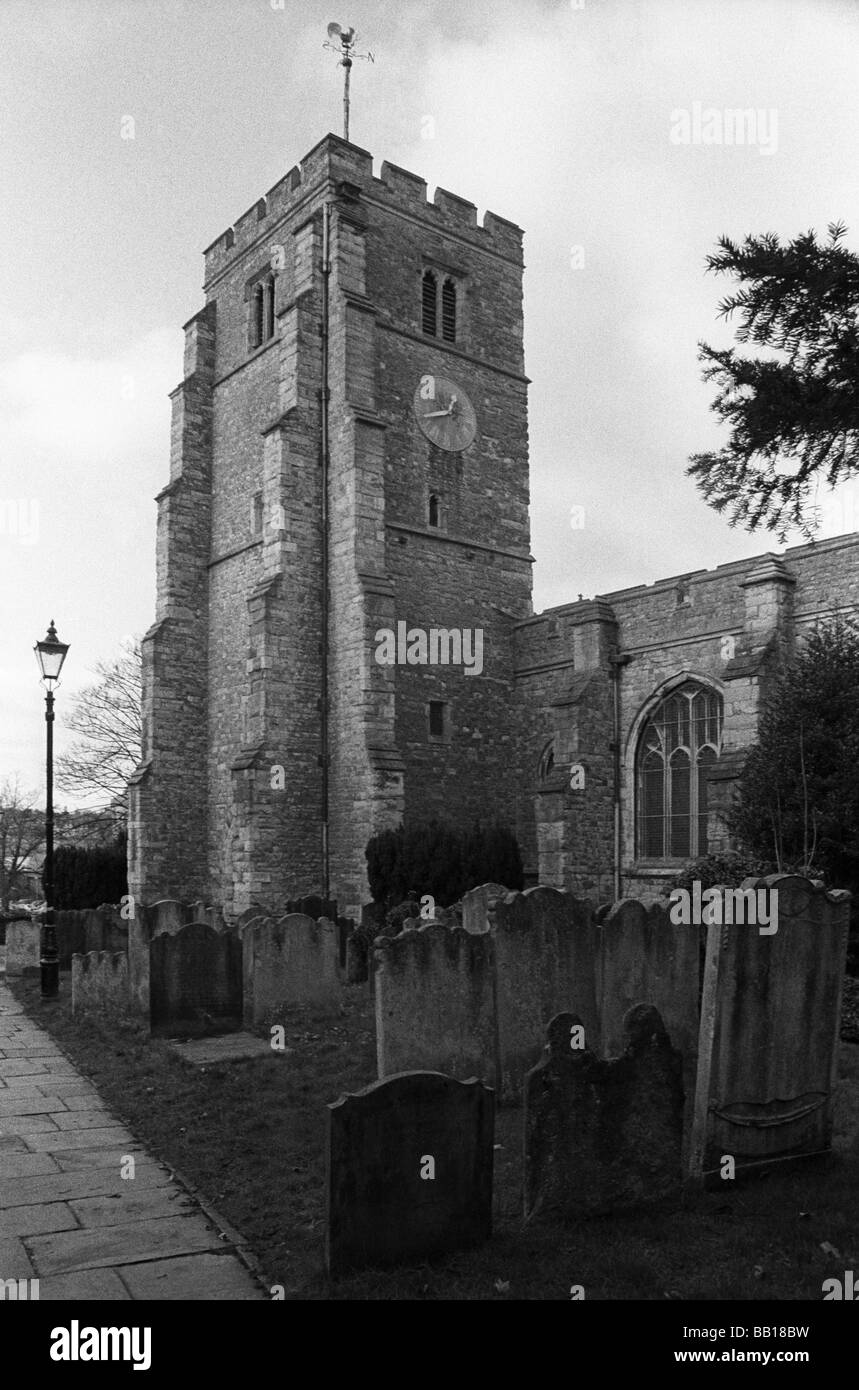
38 1269 132 1300
0 1114 59 1135
26 1126 136 1152
0 1164 174 1209
52 1110 118 1131
116 1251 263 1300
0 1152 62 1179
69 1186 197 1228
27 1214 225 1275
54 1147 146 1172
0 1095 68 1116
0 1235 36 1278
0 1201 78 1238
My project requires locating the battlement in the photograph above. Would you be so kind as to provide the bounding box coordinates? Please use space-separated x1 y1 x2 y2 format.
203 134 523 285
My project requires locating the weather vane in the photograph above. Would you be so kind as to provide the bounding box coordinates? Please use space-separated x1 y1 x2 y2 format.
324 22 374 143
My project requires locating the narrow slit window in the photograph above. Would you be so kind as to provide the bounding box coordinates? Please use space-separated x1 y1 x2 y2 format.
428 701 445 738
251 284 264 349
428 494 440 528
264 275 275 341
441 278 457 342
422 270 438 336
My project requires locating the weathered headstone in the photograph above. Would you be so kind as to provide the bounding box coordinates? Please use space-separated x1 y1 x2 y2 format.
374 924 497 1083
690 876 850 1182
524 1006 684 1222
72 951 129 1019
150 921 242 1035
242 913 339 1025
598 897 701 1147
491 887 600 1100
128 899 195 1019
326 1071 494 1278
5 918 41 976
461 882 509 934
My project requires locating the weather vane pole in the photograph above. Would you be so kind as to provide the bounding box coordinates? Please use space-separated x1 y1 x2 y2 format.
324 22 374 142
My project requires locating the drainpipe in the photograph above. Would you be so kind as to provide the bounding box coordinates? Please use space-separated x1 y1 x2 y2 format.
610 652 631 901
320 199 332 899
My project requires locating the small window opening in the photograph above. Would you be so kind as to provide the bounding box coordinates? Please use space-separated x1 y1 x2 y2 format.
428 701 446 738
441 278 457 342
422 270 438 336
428 494 440 528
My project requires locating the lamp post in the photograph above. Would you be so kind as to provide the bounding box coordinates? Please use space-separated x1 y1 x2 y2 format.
34 620 69 999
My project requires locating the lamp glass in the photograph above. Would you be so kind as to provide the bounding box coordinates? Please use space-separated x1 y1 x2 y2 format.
35 624 69 684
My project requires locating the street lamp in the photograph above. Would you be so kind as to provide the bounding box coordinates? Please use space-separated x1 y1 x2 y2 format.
34 620 69 999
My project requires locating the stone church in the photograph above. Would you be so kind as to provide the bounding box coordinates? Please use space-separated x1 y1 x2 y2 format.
128 132 859 919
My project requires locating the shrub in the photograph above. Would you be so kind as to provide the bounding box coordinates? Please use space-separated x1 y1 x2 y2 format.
51 832 128 910
365 819 523 909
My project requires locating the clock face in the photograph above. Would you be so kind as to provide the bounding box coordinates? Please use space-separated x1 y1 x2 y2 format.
413 374 477 452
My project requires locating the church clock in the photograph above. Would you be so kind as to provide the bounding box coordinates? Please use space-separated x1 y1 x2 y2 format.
413 373 477 452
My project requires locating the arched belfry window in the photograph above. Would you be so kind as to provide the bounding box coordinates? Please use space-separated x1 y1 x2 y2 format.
422 270 438 336
441 278 457 342
263 274 275 341
636 681 722 860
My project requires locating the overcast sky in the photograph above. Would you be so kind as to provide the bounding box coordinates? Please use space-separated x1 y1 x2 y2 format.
2 0 858 807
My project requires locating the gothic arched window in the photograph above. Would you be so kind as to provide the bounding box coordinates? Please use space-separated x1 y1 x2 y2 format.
636 681 722 860
538 739 555 783
263 274 275 341
422 270 438 336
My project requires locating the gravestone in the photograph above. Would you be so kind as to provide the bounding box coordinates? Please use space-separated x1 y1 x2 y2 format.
491 887 600 1100
524 1006 684 1222
326 1071 494 1278
690 876 850 1182
598 897 701 1148
374 924 497 1083
242 913 339 1025
72 951 129 1019
5 918 41 976
128 898 196 1019
150 921 242 1035
461 882 509 934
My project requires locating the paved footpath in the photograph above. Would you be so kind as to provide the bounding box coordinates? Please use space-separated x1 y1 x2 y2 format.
0 978 266 1300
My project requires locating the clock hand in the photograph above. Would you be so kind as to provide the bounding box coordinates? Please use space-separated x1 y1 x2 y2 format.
423 409 451 418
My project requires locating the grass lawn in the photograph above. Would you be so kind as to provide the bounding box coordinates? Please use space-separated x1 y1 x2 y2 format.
8 973 859 1301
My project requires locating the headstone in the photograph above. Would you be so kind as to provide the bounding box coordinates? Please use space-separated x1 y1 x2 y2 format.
128 899 194 1020
690 876 850 1182
598 897 701 1148
345 929 369 985
491 887 600 1100
374 924 497 1083
326 1071 494 1278
150 921 242 1035
461 882 509 934
72 951 129 1020
242 913 339 1026
5 918 41 976
524 1006 684 1222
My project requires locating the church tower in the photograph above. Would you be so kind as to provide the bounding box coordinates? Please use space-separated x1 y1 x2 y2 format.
128 134 532 918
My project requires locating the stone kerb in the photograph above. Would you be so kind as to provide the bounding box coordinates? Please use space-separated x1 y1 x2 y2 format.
523 1006 684 1222
326 1071 494 1278
490 887 600 1101
72 950 129 1020
597 896 701 1146
5 917 41 976
242 913 340 1026
690 875 851 1182
374 924 497 1084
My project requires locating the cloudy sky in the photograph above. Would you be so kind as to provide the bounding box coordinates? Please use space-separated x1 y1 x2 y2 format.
2 0 858 806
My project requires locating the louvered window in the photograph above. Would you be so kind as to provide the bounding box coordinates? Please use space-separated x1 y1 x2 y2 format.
441 278 457 342
422 270 438 336
636 682 722 860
